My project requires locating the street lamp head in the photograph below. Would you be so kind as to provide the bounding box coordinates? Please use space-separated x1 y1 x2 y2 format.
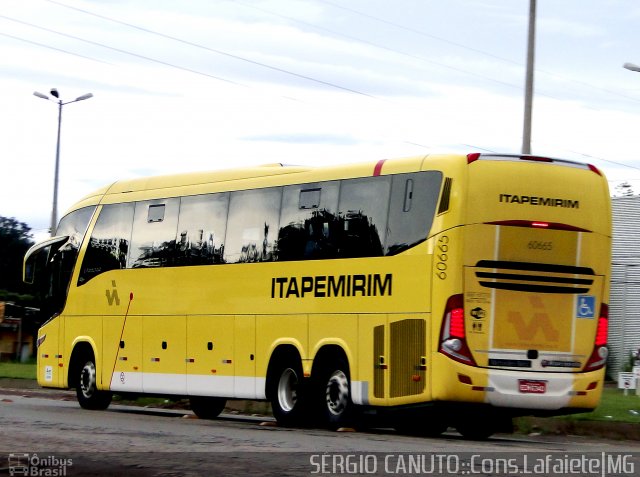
50 88 59 98
623 62 640 73
75 93 93 102
33 91 49 100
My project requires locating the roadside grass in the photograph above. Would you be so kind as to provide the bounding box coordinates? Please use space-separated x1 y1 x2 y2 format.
0 361 36 380
560 387 640 424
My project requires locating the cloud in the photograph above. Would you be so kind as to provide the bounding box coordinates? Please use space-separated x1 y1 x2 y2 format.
241 133 360 145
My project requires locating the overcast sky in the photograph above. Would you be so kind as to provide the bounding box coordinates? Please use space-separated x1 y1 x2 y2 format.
2 0 640 238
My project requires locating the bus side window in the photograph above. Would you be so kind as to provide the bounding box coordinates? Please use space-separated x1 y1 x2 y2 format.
277 181 339 261
129 199 180 268
337 176 391 258
224 187 282 263
78 203 134 285
385 171 443 255
176 193 229 265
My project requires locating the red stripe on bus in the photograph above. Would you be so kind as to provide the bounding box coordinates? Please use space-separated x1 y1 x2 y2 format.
373 159 386 176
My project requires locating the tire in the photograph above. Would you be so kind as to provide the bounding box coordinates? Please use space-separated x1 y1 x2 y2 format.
316 357 353 429
454 411 510 440
395 413 448 437
189 396 227 419
454 422 494 440
269 360 308 427
76 357 112 410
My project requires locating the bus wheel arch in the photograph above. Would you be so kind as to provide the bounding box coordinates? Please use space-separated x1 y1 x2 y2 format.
266 344 309 426
311 345 354 429
68 342 112 410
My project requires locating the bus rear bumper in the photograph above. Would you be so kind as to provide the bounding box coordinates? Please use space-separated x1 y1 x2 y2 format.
483 368 603 411
432 356 604 414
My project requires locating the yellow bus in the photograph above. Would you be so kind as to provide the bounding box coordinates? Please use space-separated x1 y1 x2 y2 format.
24 153 611 438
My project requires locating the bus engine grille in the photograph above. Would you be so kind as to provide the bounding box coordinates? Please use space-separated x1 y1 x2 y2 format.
474 260 595 294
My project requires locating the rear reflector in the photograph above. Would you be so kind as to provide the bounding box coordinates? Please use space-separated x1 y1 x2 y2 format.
467 153 481 163
588 164 603 176
439 294 476 366
583 304 608 371
486 220 590 233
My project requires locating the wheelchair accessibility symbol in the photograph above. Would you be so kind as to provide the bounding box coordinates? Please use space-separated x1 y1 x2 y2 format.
576 295 596 319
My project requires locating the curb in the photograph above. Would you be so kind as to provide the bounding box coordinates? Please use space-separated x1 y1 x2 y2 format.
2 378 638 441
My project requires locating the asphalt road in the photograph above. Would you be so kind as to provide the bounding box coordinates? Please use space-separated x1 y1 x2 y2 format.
1 391 639 476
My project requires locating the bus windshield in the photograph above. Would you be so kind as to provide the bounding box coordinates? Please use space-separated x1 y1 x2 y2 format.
25 206 96 320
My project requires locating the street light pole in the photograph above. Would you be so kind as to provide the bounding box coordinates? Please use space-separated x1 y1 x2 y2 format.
33 89 93 236
522 0 536 155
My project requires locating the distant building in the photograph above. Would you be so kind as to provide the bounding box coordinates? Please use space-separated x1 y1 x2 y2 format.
609 196 640 377
0 302 39 362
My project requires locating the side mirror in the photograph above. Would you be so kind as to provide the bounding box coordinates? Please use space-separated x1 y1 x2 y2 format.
23 236 69 284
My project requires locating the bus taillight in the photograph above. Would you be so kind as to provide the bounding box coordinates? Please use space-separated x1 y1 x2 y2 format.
467 153 481 164
439 294 476 366
583 304 608 372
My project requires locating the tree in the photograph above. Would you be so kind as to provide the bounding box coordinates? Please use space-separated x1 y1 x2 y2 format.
0 216 34 295
614 182 634 197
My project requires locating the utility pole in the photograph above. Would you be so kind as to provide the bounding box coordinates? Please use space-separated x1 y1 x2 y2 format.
522 0 536 155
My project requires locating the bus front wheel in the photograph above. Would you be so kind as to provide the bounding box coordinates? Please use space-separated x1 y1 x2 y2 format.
76 358 112 410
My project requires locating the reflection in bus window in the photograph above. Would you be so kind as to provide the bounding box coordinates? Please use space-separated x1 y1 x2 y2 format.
385 171 443 255
337 176 391 258
278 181 339 261
177 193 229 265
56 206 96 249
49 206 97 306
225 188 282 263
129 199 179 268
78 203 134 285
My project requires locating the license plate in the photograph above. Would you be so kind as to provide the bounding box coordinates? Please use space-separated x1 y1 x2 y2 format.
518 379 547 394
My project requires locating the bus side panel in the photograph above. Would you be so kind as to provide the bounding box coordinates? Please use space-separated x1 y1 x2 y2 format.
429 228 492 402
36 318 63 388
234 315 257 398
309 313 358 395
355 313 387 406
106 314 143 393
63 315 102 389
256 313 308 399
141 315 186 394
186 315 235 397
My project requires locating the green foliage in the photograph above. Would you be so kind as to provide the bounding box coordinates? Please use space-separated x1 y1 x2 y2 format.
563 388 640 423
0 361 36 379
0 216 34 297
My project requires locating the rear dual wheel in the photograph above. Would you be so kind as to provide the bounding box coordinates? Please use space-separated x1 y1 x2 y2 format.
454 413 511 440
316 358 353 429
395 414 448 437
269 355 354 429
270 361 308 426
